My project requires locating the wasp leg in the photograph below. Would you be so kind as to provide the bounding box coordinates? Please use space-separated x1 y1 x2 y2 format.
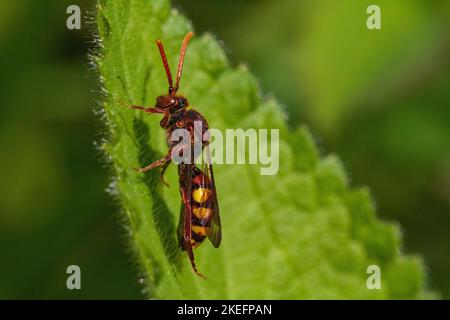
184 239 206 279
134 153 171 173
134 145 183 173
116 100 166 114
160 160 171 187
129 105 165 114
180 185 206 279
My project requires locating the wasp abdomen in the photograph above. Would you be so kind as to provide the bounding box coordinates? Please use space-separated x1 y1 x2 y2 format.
188 168 216 248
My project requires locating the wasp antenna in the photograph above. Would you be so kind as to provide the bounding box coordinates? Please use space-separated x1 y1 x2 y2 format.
156 39 174 93
174 31 194 93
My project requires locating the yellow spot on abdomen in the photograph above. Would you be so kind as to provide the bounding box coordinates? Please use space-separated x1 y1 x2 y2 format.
190 238 200 248
192 225 209 237
193 207 212 220
192 188 212 203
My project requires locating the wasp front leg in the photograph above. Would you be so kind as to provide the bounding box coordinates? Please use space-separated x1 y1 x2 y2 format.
129 105 165 114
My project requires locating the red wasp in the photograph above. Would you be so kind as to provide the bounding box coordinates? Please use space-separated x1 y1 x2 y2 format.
128 32 221 278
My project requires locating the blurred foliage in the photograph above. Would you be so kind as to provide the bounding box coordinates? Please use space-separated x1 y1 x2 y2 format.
0 0 448 299
0 0 140 298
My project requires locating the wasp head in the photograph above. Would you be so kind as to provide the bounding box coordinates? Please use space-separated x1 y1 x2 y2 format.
156 95 188 111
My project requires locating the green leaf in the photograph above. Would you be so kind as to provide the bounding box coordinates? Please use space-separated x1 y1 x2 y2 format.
95 0 431 299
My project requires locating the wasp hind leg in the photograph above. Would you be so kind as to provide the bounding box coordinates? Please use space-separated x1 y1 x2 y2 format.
184 239 206 279
181 197 205 279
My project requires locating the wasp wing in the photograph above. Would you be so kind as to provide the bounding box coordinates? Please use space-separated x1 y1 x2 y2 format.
202 149 221 248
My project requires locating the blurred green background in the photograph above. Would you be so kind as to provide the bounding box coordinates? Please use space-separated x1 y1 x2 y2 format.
0 0 448 299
